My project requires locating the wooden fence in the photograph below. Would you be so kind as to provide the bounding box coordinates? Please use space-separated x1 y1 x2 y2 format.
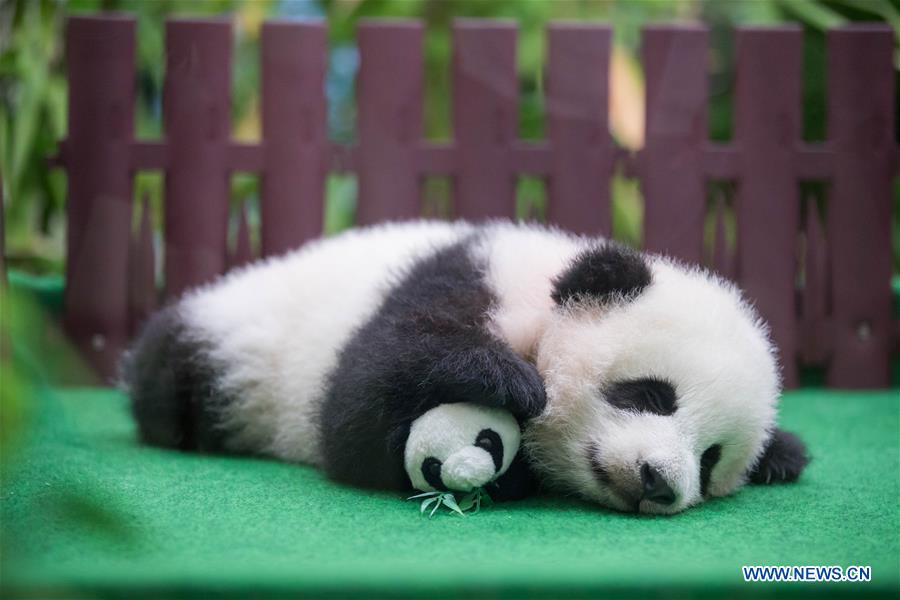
52 15 898 388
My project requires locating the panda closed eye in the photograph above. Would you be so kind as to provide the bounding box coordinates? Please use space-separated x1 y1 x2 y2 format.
421 457 446 491
605 378 678 416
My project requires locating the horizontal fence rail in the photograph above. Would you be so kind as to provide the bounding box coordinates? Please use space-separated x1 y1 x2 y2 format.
53 15 898 387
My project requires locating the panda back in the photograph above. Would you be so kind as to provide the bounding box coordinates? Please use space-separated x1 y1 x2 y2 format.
126 220 471 463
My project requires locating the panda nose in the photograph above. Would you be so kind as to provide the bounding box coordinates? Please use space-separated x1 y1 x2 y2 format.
441 447 497 492
640 463 676 505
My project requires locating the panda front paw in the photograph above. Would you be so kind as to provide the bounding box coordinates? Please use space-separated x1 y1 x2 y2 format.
494 354 547 419
405 403 521 493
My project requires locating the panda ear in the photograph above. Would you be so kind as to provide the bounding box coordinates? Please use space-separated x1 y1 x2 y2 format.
551 243 651 306
748 428 810 485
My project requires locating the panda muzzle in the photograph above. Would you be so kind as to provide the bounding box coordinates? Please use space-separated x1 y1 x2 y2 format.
440 446 498 492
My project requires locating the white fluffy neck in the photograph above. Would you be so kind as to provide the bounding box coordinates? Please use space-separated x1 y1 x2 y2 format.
477 224 585 362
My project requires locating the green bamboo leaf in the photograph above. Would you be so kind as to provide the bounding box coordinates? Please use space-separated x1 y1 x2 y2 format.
407 491 441 501
457 493 477 512
420 497 439 515
776 0 845 30
442 493 466 517
429 498 443 518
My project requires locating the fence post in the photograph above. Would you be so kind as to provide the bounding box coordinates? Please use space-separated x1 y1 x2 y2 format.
826 25 894 387
261 21 327 254
356 20 423 224
163 19 232 299
640 25 708 263
452 20 518 220
545 24 613 235
733 27 802 388
63 16 135 379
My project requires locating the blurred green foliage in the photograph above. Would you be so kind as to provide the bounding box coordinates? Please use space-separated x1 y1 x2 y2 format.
0 272 96 463
0 0 897 274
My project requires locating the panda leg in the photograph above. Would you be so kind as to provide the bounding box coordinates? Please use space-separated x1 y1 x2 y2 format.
420 346 547 498
321 334 546 492
420 342 548 420
124 306 231 453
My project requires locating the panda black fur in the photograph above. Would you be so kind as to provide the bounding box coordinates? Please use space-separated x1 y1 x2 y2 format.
124 220 808 513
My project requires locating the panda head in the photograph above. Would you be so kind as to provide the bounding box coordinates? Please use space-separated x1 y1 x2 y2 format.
527 243 809 514
405 403 521 493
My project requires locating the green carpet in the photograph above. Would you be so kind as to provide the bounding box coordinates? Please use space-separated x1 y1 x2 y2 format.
1 387 898 598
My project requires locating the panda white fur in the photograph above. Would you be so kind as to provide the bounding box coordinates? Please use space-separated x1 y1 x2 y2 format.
125 220 808 514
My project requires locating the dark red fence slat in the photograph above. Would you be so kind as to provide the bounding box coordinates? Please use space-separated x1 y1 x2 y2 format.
734 27 802 388
128 195 157 336
826 25 894 387
545 24 612 235
640 25 708 263
452 20 517 220
163 19 232 299
356 20 423 224
64 16 135 378
261 21 326 254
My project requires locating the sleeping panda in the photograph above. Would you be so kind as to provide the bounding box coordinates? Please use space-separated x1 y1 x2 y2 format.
124 220 808 514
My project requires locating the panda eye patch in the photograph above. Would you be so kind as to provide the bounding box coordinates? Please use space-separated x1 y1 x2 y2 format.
605 378 677 416
699 444 722 496
421 456 446 491
475 429 504 472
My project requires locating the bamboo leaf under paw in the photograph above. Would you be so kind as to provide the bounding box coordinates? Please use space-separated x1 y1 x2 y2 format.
408 491 442 501
441 493 466 517
420 497 440 514
457 492 477 512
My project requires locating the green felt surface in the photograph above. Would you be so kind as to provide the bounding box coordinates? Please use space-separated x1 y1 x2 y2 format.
1 387 898 598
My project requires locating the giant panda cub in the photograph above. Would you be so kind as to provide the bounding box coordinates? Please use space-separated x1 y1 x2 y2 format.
125 220 809 514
